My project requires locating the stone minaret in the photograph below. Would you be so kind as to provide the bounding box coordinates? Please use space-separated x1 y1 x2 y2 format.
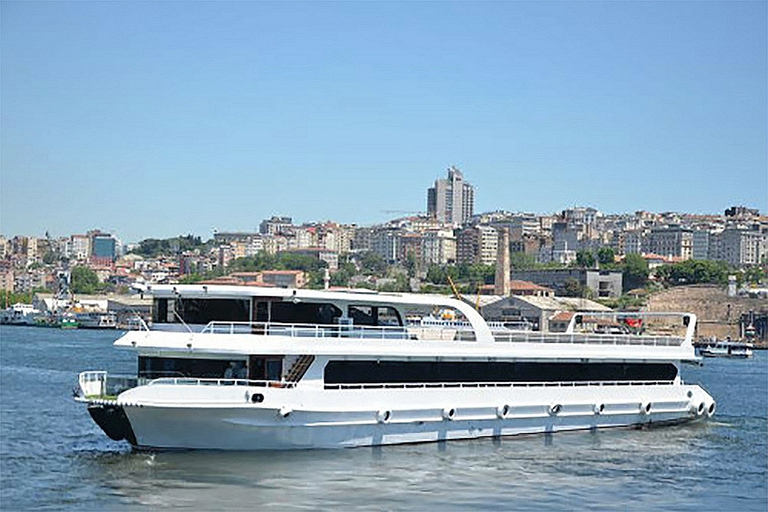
494 228 510 296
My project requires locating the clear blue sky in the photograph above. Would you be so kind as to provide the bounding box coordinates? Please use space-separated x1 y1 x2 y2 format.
1 1 766 243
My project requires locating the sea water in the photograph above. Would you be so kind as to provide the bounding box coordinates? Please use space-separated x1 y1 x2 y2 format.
1 326 766 511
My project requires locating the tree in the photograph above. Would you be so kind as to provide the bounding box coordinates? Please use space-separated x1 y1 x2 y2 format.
622 253 649 292
509 251 538 270
562 277 587 297
359 252 387 275
597 247 616 266
575 250 595 268
71 266 101 294
655 260 731 286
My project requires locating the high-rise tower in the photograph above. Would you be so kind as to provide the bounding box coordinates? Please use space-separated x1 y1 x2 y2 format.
426 166 474 225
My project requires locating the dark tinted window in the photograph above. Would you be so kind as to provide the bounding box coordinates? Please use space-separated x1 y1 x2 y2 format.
324 361 677 384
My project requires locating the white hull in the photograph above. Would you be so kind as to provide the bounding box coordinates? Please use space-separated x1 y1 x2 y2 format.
119 382 714 450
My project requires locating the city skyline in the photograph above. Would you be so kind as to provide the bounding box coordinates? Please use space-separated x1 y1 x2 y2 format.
2 2 766 243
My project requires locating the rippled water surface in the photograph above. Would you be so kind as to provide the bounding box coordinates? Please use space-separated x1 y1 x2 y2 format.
1 326 766 510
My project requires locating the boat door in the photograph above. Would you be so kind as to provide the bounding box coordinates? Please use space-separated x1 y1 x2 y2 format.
248 355 283 382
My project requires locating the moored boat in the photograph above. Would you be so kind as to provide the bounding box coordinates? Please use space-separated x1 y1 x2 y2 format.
75 284 716 451
699 340 753 358
0 303 41 326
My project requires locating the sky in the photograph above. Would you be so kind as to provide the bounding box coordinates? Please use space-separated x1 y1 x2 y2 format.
1 1 766 243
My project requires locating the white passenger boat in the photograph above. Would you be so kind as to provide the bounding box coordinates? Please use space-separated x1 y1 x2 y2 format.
75 311 117 329
75 284 715 451
0 303 41 326
699 340 753 358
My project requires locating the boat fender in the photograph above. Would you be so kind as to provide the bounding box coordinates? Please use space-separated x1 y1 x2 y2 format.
376 410 391 423
442 408 456 420
496 404 510 419
278 406 292 418
705 401 716 417
593 403 605 415
251 393 264 404
697 402 706 416
640 402 652 415
549 404 562 415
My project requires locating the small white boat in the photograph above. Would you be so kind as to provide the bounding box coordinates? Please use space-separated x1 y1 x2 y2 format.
700 340 753 358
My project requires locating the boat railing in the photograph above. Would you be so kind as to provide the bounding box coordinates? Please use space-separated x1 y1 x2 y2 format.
492 331 684 347
324 379 677 390
77 371 141 399
197 321 471 340
148 377 295 388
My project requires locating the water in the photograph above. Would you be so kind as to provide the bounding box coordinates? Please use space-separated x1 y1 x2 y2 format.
1 326 766 511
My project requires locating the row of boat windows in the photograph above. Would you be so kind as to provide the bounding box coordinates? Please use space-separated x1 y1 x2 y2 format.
138 356 678 384
323 361 678 384
138 356 282 381
153 298 403 327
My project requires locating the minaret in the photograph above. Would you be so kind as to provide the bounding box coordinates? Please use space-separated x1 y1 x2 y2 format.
494 228 510 296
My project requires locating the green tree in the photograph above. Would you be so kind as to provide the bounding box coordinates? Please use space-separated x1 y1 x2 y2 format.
597 247 616 267
562 277 587 297
509 252 538 270
575 250 596 268
359 252 388 275
622 253 649 292
655 259 731 286
71 266 102 294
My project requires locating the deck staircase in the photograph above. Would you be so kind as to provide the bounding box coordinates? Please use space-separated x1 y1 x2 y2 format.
284 355 315 383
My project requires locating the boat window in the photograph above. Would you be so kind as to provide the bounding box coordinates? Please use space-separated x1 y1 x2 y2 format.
270 302 342 325
178 299 249 324
348 306 403 327
152 298 250 324
324 361 678 384
139 356 247 379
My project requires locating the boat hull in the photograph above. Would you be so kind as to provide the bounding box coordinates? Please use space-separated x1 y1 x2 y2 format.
115 383 715 451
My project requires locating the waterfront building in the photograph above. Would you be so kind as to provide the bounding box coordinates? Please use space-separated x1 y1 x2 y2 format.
511 268 623 299
477 294 611 332
427 166 475 225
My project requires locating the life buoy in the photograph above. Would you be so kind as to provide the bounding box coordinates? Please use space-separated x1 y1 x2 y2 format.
705 401 716 417
496 404 510 419
376 410 391 423
697 402 706 416
442 408 456 420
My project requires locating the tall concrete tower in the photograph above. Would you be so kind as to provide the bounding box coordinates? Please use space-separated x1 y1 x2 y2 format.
494 227 511 296
427 166 475 225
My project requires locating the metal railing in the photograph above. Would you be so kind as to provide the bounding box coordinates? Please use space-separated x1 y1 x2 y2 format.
492 331 684 347
199 321 420 340
148 377 294 388
143 320 682 347
324 379 676 390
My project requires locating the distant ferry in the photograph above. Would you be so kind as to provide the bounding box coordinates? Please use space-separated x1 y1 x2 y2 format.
0 303 40 326
75 284 716 451
700 340 753 358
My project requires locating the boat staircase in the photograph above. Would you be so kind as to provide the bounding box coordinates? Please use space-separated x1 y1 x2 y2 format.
284 355 315 383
